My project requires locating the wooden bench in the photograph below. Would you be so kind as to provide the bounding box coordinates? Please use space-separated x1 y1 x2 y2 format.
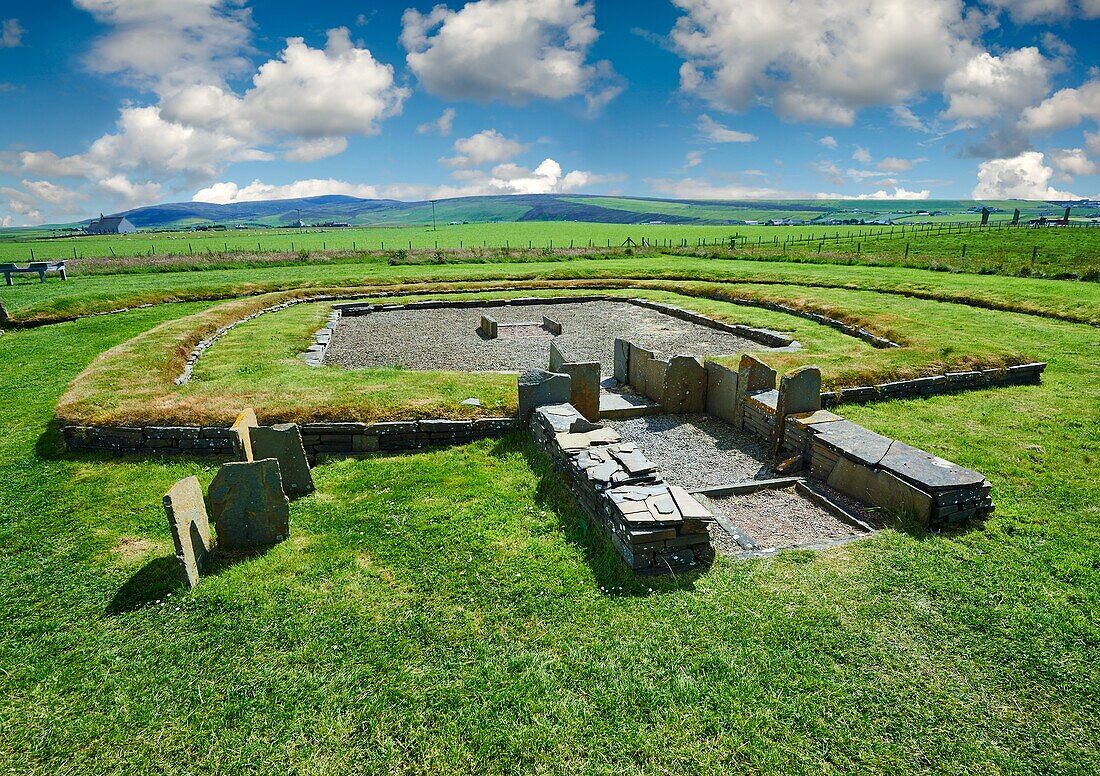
2 261 67 285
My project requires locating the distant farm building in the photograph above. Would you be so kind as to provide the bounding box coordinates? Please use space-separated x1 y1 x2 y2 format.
85 214 136 235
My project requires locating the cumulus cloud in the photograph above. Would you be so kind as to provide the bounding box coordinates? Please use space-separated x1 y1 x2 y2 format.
852 147 873 164
1020 80 1100 133
1 18 24 48
74 0 254 93
402 0 620 108
442 129 529 167
283 137 348 163
816 187 931 200
943 47 1055 124
891 105 930 132
670 0 982 126
877 156 924 172
1048 147 1098 179
685 150 705 167
193 178 383 204
696 114 757 143
819 136 838 149
418 108 457 135
96 174 163 206
971 151 1079 198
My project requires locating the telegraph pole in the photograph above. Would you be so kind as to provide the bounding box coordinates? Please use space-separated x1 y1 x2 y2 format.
431 200 437 231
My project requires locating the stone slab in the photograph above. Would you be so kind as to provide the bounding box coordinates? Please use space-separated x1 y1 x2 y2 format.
627 344 655 395
878 441 986 492
669 485 712 519
814 420 894 467
642 358 668 403
250 423 315 498
208 458 290 550
704 361 739 424
788 410 843 430
518 369 571 419
614 338 629 383
663 355 707 414
827 456 932 526
163 476 213 588
230 408 258 462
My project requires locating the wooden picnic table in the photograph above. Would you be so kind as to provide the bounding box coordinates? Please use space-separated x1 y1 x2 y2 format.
2 261 67 285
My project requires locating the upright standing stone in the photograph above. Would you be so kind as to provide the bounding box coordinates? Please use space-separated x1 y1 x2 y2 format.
705 361 739 424
251 423 315 498
479 315 498 339
518 369 571 419
627 343 655 395
643 358 668 403
549 344 601 421
208 459 290 550
733 354 776 428
230 407 259 462
663 355 707 413
773 366 822 454
163 476 214 588
613 338 630 384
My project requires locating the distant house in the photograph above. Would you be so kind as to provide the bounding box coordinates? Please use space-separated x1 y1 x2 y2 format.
86 214 136 235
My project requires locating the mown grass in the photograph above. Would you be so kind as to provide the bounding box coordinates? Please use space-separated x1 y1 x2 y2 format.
2 220 1098 278
1 273 1097 772
3 255 1098 326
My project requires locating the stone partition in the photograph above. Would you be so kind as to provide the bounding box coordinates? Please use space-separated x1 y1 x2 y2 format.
548 342 601 421
530 402 714 574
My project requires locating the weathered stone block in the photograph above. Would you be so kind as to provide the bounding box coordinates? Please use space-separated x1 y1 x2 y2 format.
705 361 739 424
250 423 315 498
733 354 776 427
826 456 932 527
773 366 822 454
518 369 571 419
614 338 629 383
163 476 214 588
627 343 655 394
643 357 668 403
663 355 707 414
230 408 258 462
479 314 498 339
208 459 290 550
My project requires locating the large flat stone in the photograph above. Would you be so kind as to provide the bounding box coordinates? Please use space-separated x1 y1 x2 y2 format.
878 441 986 492
518 369 571 419
163 476 213 588
773 366 822 454
208 459 290 550
827 456 932 526
642 357 668 403
814 420 893 466
627 343 655 395
613 338 629 383
704 361 738 424
663 355 707 414
251 423 315 498
230 408 258 462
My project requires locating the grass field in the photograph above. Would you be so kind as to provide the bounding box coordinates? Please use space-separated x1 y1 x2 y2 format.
2 220 1097 282
1 244 1098 772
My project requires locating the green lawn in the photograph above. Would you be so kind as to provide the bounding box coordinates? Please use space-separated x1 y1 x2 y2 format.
2 220 1098 279
1 261 1098 772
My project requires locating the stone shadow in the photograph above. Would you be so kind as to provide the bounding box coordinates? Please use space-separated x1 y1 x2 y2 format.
106 546 272 615
491 432 703 596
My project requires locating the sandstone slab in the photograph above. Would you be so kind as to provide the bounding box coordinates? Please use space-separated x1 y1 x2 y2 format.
208 459 290 550
251 423 315 498
230 408 258 462
163 476 213 588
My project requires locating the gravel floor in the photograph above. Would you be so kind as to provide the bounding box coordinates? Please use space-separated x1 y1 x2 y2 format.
603 414 779 490
323 301 766 376
705 488 864 549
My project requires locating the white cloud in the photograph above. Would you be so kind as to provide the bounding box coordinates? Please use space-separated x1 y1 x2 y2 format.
816 187 931 200
442 129 529 167
22 180 82 208
96 174 162 206
852 147 873 164
74 0 254 93
819 136 838 149
402 0 619 107
1048 147 1098 179
193 178 383 204
283 137 348 163
1087 131 1100 156
1020 80 1100 133
696 114 757 143
685 150 704 167
670 0 982 126
418 108 457 135
943 48 1054 124
891 105 930 132
1 18 24 48
877 156 924 172
982 0 1100 22
971 151 1079 198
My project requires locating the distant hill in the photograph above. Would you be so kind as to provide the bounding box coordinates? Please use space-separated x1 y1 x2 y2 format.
83 193 1084 231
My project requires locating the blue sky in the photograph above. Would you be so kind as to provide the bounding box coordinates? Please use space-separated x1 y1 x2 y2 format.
1 0 1099 224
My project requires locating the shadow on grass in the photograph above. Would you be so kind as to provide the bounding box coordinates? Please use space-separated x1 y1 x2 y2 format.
106 546 272 615
34 418 67 461
491 431 704 597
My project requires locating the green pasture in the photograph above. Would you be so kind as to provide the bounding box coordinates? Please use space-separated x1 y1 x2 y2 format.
0 256 1098 771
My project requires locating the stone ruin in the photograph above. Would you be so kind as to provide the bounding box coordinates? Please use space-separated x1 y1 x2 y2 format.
161 407 316 587
479 313 563 340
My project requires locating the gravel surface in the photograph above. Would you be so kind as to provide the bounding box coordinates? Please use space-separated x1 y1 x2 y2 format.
603 414 779 490
323 301 766 376
706 488 863 549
